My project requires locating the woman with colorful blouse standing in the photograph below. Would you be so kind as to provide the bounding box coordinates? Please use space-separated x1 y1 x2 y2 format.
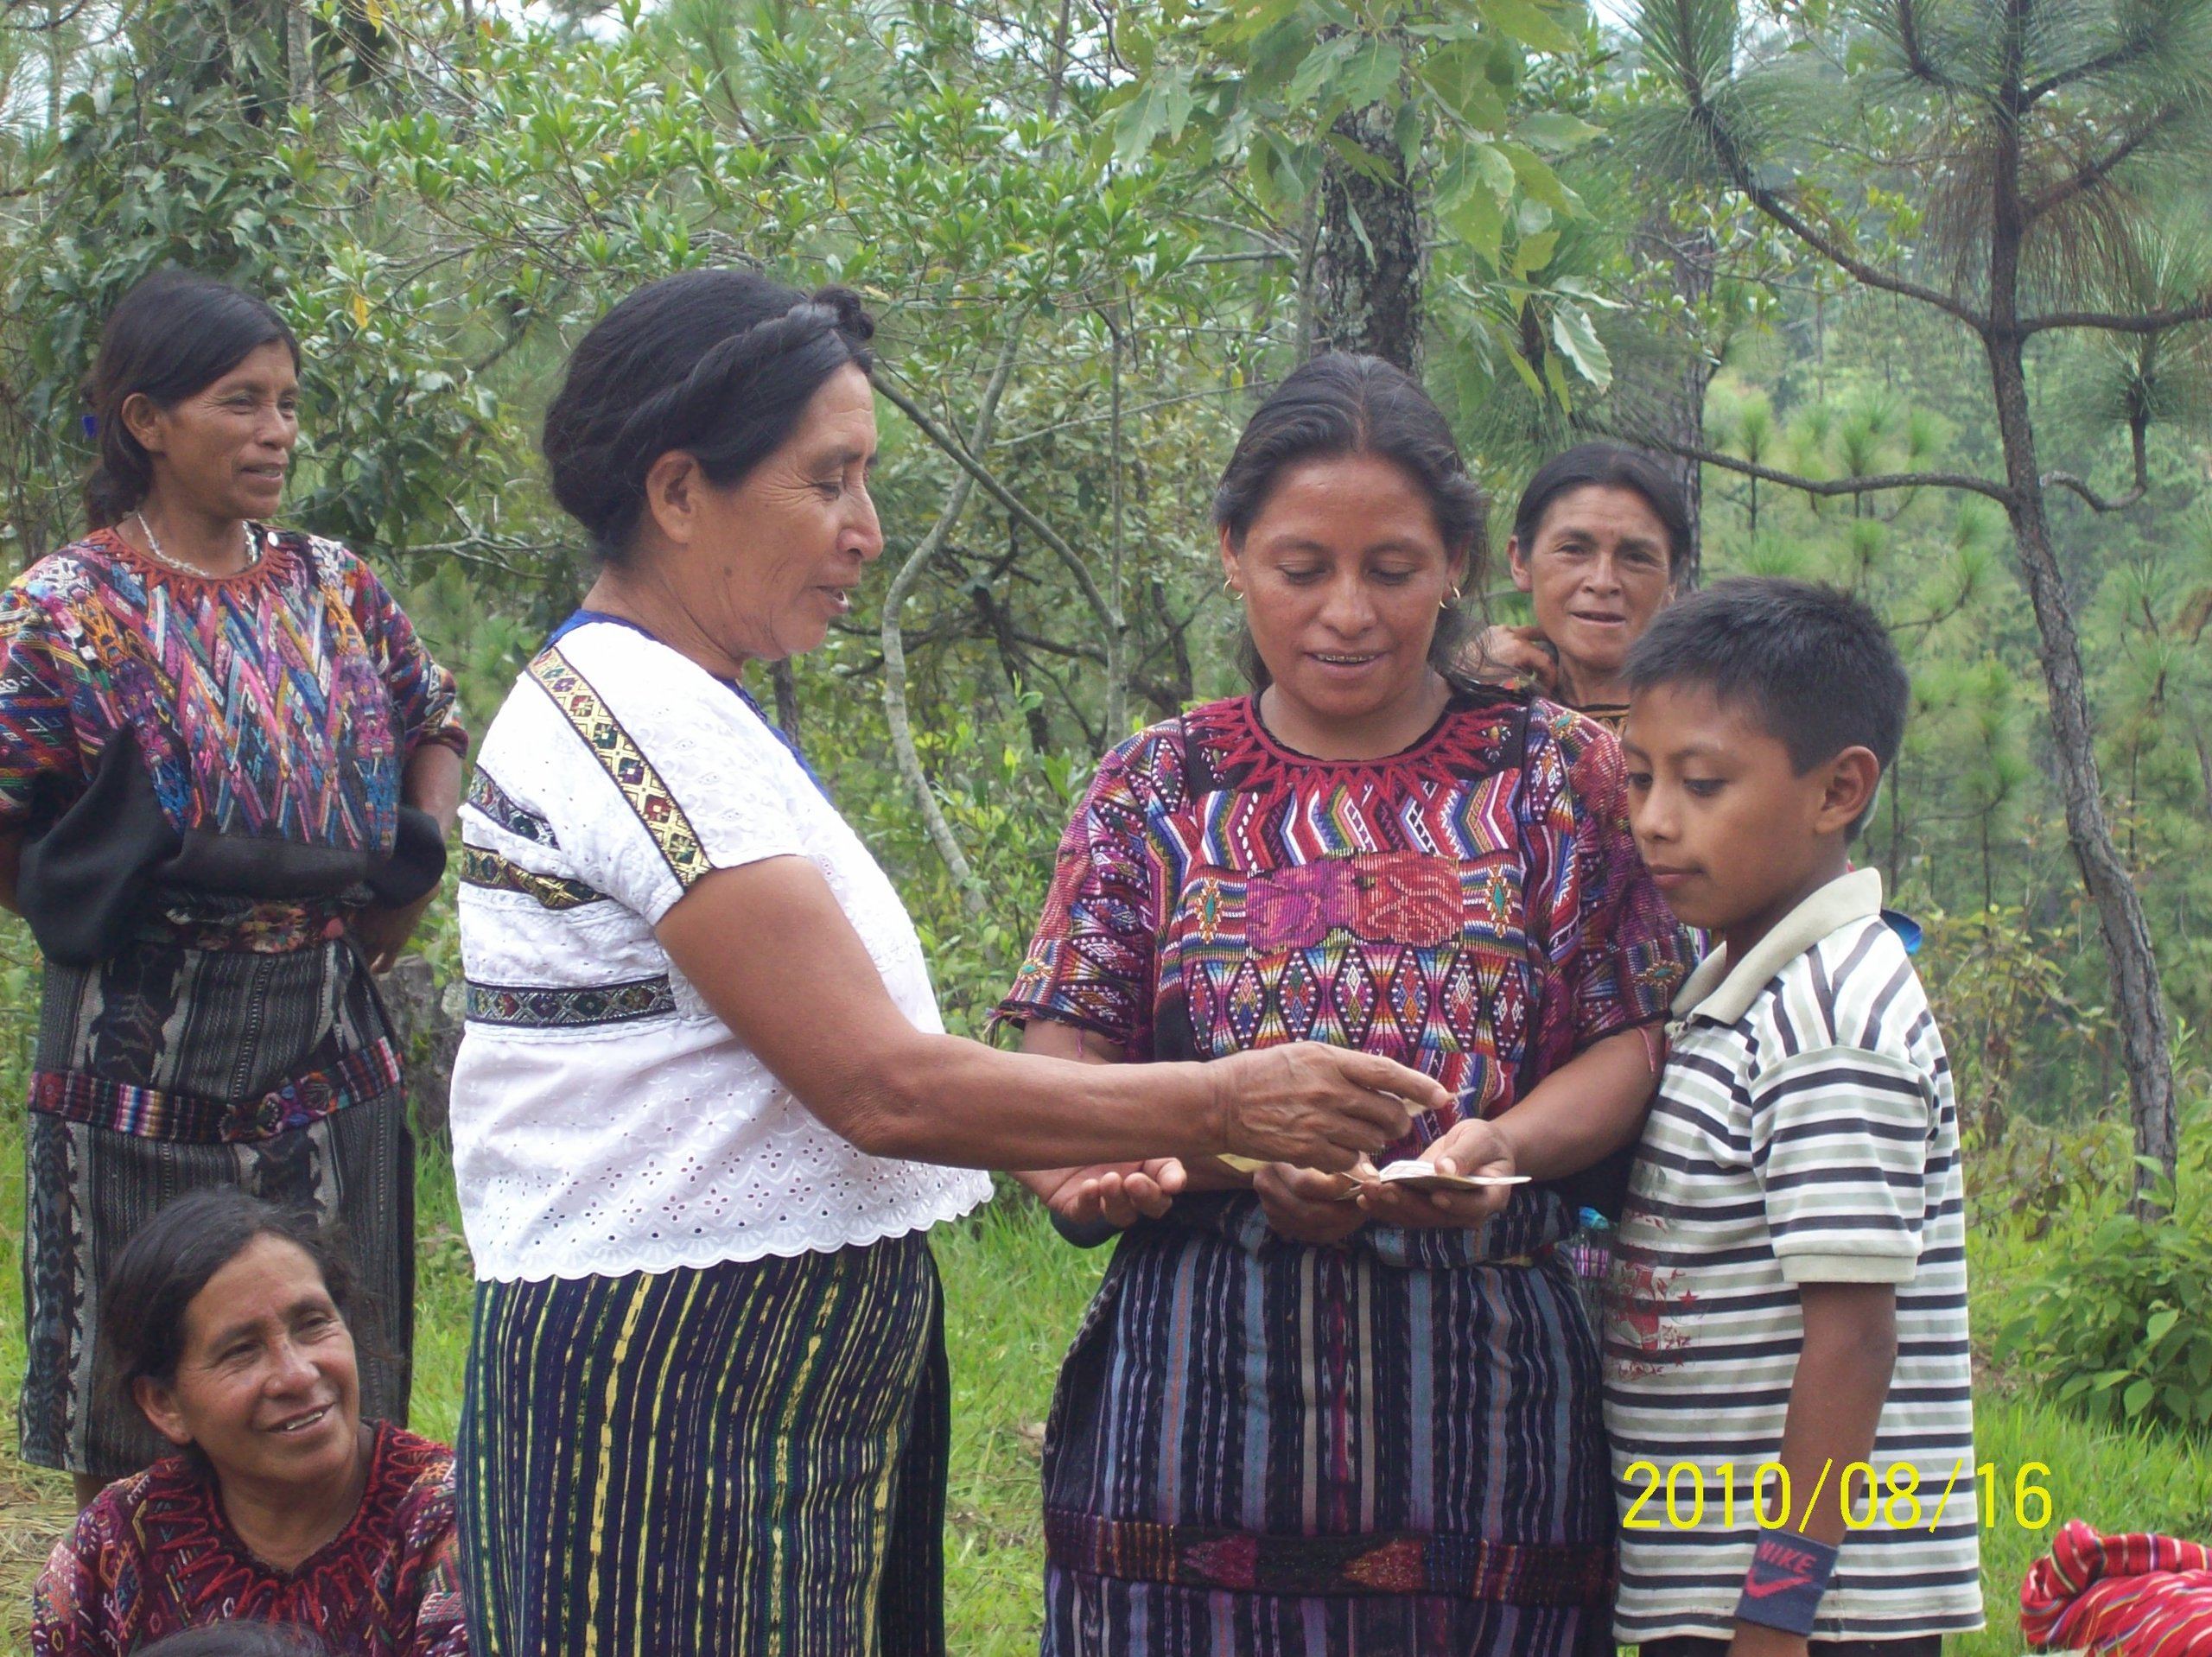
447 270 1446 1657
1000 356 1695 1655
0 272 465 1507
33 1189 465 1656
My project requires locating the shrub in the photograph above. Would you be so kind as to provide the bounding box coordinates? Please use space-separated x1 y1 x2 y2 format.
1995 1103 2212 1433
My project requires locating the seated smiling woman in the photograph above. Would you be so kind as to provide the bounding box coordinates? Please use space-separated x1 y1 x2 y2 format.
31 1190 465 1657
446 269 1446 1657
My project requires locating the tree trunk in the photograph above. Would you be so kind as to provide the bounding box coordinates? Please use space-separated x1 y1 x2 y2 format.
1986 340 2177 1203
283 0 312 104
1983 40 2176 1207
1625 206 1715 587
1312 102 1423 371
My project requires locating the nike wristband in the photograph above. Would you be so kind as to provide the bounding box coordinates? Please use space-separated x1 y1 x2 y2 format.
1733 1530 1839 1636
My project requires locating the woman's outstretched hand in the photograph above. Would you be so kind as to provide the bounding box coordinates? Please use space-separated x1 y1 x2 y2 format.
1357 1116 1517 1230
1033 1159 1187 1228
1209 1043 1448 1173
1254 1163 1368 1247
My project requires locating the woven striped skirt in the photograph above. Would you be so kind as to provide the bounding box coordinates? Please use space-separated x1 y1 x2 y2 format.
1041 1197 1616 1657
457 1232 949 1657
18 1096 415 1476
19 928 416 1478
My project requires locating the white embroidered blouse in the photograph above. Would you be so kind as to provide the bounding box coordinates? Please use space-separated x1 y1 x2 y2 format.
448 619 990 1283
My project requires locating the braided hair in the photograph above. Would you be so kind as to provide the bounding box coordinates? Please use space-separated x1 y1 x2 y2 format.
543 270 876 562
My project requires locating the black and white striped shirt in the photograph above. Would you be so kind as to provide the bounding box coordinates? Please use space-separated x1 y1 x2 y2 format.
1604 868 1982 1642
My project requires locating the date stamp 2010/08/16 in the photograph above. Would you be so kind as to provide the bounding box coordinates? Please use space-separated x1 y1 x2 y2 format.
1620 1459 2052 1533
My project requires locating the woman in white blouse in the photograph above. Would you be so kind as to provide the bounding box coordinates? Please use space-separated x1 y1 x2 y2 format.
446 270 1447 1657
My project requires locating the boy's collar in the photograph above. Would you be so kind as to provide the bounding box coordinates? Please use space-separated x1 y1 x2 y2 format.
1672 867 1885 1026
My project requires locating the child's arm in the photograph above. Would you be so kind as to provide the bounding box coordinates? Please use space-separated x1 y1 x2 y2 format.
1392 1022 1661 1183
1728 1281 1899 1657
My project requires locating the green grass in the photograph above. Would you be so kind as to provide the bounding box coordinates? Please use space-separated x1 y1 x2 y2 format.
6 1123 2209 1655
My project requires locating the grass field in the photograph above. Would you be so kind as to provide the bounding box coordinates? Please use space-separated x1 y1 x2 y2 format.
6 1116 2210 1654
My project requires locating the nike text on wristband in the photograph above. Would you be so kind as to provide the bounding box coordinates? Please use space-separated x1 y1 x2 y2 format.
1733 1529 1840 1637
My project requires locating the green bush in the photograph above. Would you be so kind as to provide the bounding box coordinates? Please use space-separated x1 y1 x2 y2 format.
1995 1115 2212 1432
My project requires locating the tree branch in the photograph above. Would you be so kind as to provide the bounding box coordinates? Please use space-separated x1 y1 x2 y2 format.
2042 412 2149 511
2021 293 2212 334
1891 0 1970 92
2042 472 2144 511
878 329 1026 916
1630 430 2015 505
2024 112 2172 221
2023 33 2158 105
876 372 1119 632
1669 23 1991 331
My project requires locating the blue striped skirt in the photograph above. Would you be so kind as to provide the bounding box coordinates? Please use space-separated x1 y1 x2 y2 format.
457 1232 948 1657
1041 1197 1614 1656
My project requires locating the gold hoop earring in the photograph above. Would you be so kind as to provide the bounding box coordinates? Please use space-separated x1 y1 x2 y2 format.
1224 577 1241 600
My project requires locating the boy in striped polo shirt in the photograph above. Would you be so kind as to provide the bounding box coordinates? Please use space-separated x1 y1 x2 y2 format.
1602 580 1980 1655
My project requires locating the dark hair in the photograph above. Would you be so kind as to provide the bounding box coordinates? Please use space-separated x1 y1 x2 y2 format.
100 1189 371 1427
1510 443 1694 575
1624 577 1908 838
136 1626 330 1657
80 271 300 530
1213 352 1487 690
542 270 877 562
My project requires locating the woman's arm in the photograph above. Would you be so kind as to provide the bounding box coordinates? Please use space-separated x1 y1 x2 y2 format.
1490 1023 1662 1177
356 743 464 973
1009 1020 1255 1228
401 740 464 836
1404 1023 1661 1190
658 856 1446 1172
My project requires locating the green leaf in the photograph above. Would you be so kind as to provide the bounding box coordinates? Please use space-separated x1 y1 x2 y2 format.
1442 185 1504 269
1341 39 1404 108
1508 346 1547 399
2148 1307 2183 1345
1518 111 1602 150
1287 35 1358 106
1543 346 1573 408
1551 302 1612 390
1480 0 1580 54
1420 41 1509 130
1471 139 1518 200
1112 84 1168 167
2125 1379 2155 1417
1516 227 1560 273
1506 142 1579 213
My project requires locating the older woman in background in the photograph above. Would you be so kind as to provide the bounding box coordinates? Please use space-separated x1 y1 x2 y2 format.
32 1190 465 1656
448 269 1446 1657
0 271 464 1507
1001 359 1694 1655
1469 443 1693 734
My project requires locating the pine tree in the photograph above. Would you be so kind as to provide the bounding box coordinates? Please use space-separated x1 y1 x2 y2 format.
1622 0 2212 1203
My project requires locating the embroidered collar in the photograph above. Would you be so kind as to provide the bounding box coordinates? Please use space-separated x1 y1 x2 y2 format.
1671 867 1884 1026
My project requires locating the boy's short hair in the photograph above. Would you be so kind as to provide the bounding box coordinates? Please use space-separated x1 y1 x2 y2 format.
1624 577 1908 837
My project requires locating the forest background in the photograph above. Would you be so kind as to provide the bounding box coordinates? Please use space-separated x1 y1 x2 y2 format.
1 0 2211 1650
